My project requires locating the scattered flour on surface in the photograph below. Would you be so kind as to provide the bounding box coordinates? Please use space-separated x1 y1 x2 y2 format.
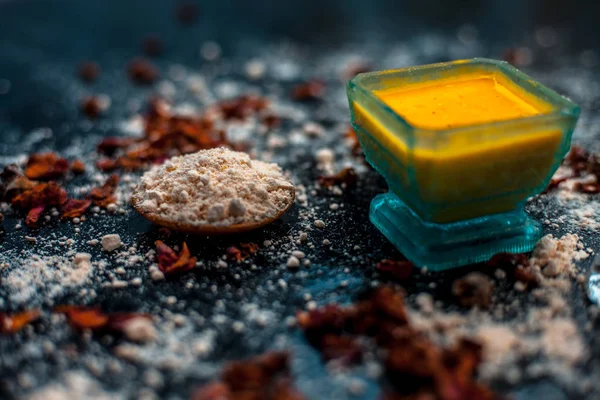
4 252 93 305
27 372 122 400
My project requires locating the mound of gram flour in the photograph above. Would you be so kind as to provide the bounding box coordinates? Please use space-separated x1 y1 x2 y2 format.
133 148 295 227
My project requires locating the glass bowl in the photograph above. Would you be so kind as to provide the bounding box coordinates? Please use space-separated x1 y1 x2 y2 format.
347 58 580 270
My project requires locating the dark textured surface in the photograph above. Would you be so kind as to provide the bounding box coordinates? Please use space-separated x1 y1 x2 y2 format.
2 1 600 399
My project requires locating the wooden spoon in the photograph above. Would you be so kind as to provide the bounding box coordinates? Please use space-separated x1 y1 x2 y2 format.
132 189 295 235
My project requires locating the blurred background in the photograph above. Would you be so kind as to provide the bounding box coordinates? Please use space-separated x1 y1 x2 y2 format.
2 0 600 60
3 0 600 136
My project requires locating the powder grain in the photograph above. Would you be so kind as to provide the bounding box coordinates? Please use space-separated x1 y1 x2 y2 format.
133 148 294 228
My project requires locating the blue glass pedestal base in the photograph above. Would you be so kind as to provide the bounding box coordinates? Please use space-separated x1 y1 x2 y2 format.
369 193 542 271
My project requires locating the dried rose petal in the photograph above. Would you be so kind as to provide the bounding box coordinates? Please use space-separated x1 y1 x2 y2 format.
55 307 152 337
61 198 92 219
97 137 136 156
376 259 414 280
222 351 293 393
452 273 494 308
10 181 68 226
176 2 200 25
240 242 260 254
78 61 100 82
11 182 67 210
55 306 109 330
577 182 600 194
155 241 196 275
96 158 119 172
297 285 497 399
93 97 232 172
514 267 540 289
291 80 326 101
193 351 302 400
486 252 529 269
190 382 230 400
487 253 538 289
71 159 86 174
226 246 244 262
127 58 159 84
318 167 358 188
142 35 164 57
105 313 152 332
25 152 69 180
90 174 119 207
26 205 46 227
319 334 363 364
218 95 268 120
262 114 281 129
0 310 40 334
81 96 105 118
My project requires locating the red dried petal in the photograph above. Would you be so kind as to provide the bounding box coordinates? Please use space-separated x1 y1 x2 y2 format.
190 382 230 400
291 80 326 101
96 158 119 172
93 97 232 172
262 114 281 129
127 58 159 84
452 273 494 309
55 306 109 330
11 182 68 222
222 351 291 391
318 334 363 364
226 246 245 262
25 152 69 180
376 259 414 280
155 241 196 275
78 61 100 82
142 35 164 57
318 167 358 188
0 310 40 334
297 285 497 399
26 205 46 227
218 95 268 120
486 252 529 269
240 242 259 254
97 137 136 156
81 96 105 118
71 159 86 174
175 2 200 25
90 174 119 207
105 313 152 333
61 198 92 219
577 182 600 194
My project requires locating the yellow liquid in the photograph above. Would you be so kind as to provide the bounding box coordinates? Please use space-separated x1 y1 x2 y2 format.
354 73 562 223
375 75 547 129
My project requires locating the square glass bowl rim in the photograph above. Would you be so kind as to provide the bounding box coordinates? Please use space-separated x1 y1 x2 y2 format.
347 58 581 136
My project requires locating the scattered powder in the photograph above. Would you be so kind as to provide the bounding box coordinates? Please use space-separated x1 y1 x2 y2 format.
529 233 589 278
4 253 93 305
314 219 325 228
101 234 122 252
286 255 300 269
121 317 158 343
133 148 295 227
27 372 121 400
408 233 593 395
